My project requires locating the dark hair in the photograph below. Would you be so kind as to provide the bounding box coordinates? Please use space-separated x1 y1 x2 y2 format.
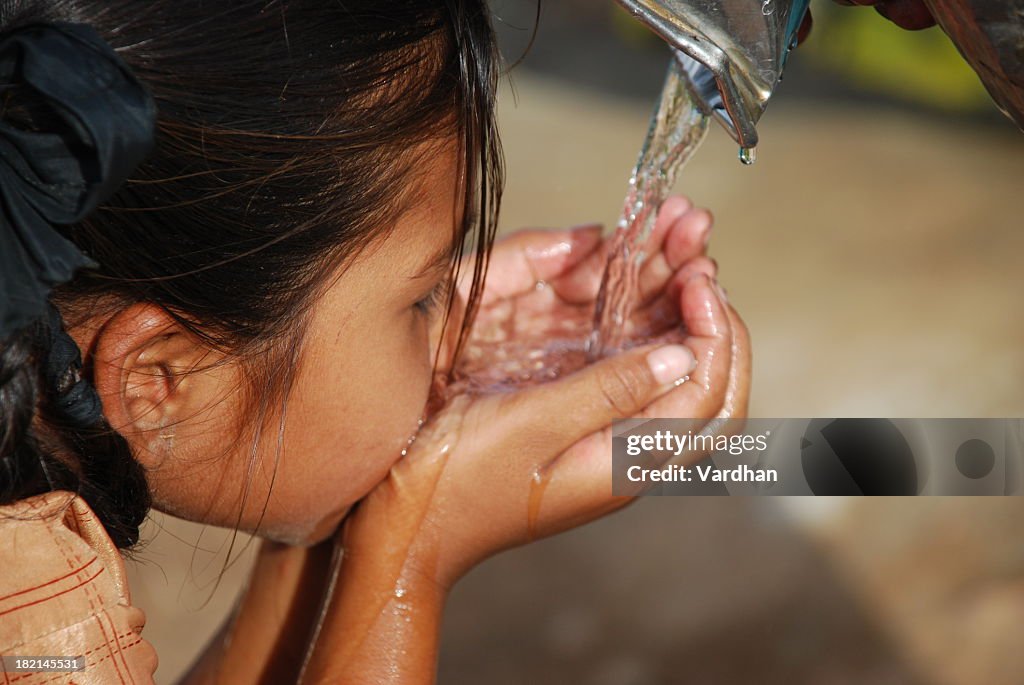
0 0 504 548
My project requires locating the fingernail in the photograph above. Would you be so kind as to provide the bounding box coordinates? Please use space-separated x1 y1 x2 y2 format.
684 271 705 285
702 226 713 250
647 345 697 385
713 278 729 303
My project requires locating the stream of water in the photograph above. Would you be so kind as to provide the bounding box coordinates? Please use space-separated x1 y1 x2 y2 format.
587 57 709 359
435 56 710 402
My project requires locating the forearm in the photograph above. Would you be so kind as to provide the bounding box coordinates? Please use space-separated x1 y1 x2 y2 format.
179 540 335 685
298 539 447 685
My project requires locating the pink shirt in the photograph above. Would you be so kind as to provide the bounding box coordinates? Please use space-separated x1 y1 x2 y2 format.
0 491 158 684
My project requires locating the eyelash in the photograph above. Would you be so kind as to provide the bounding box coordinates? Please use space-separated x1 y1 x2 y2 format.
414 278 451 316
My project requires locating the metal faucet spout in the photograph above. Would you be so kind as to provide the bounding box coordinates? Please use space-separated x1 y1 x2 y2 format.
616 0 810 152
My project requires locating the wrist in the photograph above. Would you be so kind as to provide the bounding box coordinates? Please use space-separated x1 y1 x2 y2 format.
335 521 454 603
336 491 471 597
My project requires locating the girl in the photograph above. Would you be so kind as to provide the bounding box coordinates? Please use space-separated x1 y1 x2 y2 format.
0 1 750 682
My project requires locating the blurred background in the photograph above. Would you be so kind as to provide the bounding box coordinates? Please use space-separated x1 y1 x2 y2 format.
128 1 1024 683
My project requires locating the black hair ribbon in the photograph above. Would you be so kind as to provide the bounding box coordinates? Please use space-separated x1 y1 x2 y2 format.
0 21 155 334
0 22 156 426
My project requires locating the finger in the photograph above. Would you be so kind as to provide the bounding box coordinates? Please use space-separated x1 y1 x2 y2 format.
835 0 936 27
493 340 698 459
641 195 692 262
644 281 750 473
874 0 936 29
665 208 713 269
634 253 716 333
465 225 604 302
659 255 717 308
547 235 611 304
715 284 752 419
636 254 717 330
641 274 734 422
551 195 693 305
636 207 713 307
797 10 813 44
532 275 739 531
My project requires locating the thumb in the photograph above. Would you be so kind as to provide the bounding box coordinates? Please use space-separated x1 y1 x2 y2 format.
497 342 697 457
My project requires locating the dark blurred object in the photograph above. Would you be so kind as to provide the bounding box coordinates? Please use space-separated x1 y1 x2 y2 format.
832 0 1024 128
925 0 1024 129
491 1 1005 125
612 0 811 153
837 0 938 30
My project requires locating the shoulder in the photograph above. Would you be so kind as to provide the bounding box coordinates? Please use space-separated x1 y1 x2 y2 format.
0 491 158 684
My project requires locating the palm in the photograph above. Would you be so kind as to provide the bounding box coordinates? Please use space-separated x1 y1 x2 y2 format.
454 198 713 392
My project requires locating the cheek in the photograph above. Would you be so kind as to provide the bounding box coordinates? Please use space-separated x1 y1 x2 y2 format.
258 313 435 542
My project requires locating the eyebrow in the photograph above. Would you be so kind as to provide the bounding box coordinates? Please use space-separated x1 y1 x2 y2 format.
409 239 456 281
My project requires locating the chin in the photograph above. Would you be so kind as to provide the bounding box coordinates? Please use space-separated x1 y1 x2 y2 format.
254 503 353 547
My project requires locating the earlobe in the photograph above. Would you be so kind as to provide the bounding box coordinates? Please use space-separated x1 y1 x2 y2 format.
86 303 194 467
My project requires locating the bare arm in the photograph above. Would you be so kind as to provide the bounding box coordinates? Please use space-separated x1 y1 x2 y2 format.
178 540 334 685
299 529 446 684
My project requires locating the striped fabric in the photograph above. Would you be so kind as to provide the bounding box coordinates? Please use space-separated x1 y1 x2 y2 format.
0 491 157 684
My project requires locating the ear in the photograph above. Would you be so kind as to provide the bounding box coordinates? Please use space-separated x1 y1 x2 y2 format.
86 303 224 469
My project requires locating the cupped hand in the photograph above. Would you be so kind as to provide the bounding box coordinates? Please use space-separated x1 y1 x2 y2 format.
451 196 718 389
338 195 751 595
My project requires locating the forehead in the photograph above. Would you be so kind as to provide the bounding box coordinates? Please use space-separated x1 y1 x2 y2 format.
400 137 464 223
356 138 463 275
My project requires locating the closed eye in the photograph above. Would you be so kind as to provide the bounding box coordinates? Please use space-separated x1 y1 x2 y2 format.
414 276 453 316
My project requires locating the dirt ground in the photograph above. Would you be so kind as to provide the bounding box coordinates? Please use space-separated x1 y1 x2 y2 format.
126 70 1024 684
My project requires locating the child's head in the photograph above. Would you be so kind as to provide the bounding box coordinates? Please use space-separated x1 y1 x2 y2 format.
0 1 503 546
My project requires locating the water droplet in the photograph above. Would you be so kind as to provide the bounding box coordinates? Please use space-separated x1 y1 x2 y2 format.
739 146 757 165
